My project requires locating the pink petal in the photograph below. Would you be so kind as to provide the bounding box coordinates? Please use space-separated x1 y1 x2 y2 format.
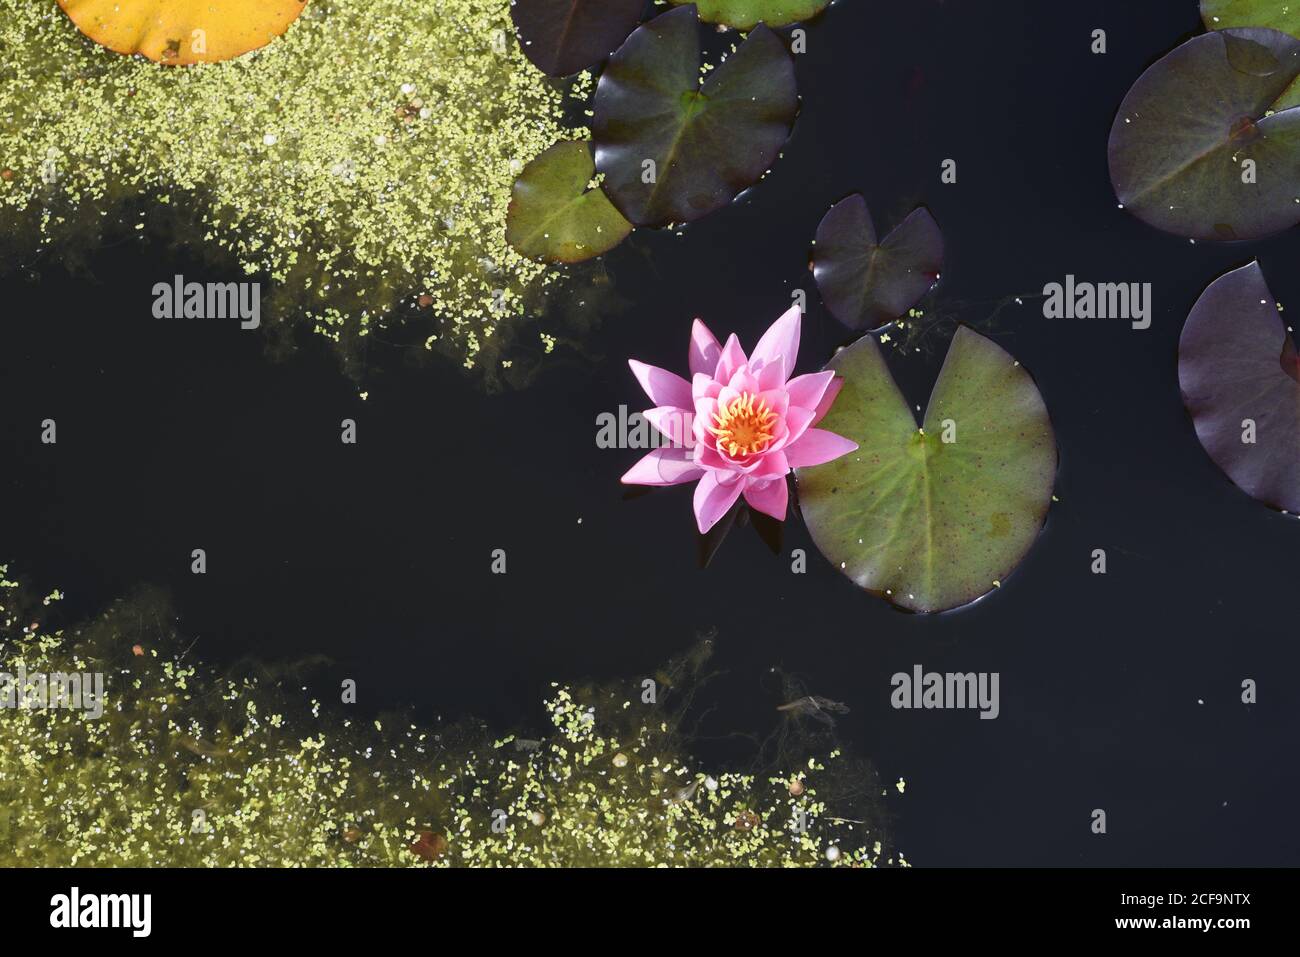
757 388 790 420
812 377 844 425
715 334 748 383
784 428 859 468
693 471 744 533
643 406 695 447
688 319 722 378
694 394 719 418
621 447 704 486
693 395 720 443
629 359 692 410
743 477 788 522
695 443 733 473
779 405 817 449
705 443 783 477
756 359 787 391
692 372 722 401
726 365 760 396
750 450 789 479
716 384 742 411
750 304 802 381
786 371 835 414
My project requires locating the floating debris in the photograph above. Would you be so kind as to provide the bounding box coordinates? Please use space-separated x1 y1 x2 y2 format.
409 831 450 862
777 695 851 727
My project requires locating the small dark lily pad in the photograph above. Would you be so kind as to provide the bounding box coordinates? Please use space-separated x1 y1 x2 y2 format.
505 140 634 263
812 195 943 330
592 5 798 228
510 0 646 77
1108 27 1300 241
1178 261 1300 512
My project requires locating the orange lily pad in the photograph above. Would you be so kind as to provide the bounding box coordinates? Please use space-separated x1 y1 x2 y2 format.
57 0 308 65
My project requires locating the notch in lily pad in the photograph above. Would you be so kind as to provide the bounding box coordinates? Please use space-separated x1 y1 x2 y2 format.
510 0 646 77
812 195 943 330
1178 261 1300 513
669 0 830 30
506 140 634 264
592 5 798 228
1108 27 1300 241
796 326 1057 613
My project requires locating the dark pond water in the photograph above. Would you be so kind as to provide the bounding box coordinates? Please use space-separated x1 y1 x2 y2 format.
2 0 1297 865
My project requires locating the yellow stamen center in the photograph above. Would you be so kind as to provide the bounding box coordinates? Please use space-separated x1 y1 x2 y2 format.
710 393 777 457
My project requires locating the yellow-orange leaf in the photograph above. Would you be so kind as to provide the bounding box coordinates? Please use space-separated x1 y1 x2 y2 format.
57 0 308 65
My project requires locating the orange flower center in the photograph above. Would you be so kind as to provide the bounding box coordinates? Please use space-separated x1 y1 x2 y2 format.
710 393 777 457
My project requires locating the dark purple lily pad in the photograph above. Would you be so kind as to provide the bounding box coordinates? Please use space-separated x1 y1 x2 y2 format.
1179 262 1300 512
1108 28 1300 242
510 0 646 77
592 5 797 228
811 196 943 330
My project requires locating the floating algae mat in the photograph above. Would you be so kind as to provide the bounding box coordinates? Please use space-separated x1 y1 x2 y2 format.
0 569 902 867
0 0 589 370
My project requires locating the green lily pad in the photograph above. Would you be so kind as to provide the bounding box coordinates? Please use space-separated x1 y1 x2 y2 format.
796 327 1057 614
505 140 634 263
510 0 646 77
669 0 830 30
812 196 943 330
592 6 798 228
1202 0 1300 107
1108 27 1300 241
1203 0 1300 35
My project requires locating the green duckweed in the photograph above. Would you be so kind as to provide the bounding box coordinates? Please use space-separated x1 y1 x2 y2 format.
0 0 590 373
0 567 905 867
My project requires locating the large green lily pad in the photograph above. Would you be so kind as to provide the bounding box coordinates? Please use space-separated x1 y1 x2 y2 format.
669 0 830 30
505 140 633 263
592 6 798 228
796 327 1057 613
1108 27 1300 241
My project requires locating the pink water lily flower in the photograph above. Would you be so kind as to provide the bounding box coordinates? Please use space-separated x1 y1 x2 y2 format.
621 305 859 533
